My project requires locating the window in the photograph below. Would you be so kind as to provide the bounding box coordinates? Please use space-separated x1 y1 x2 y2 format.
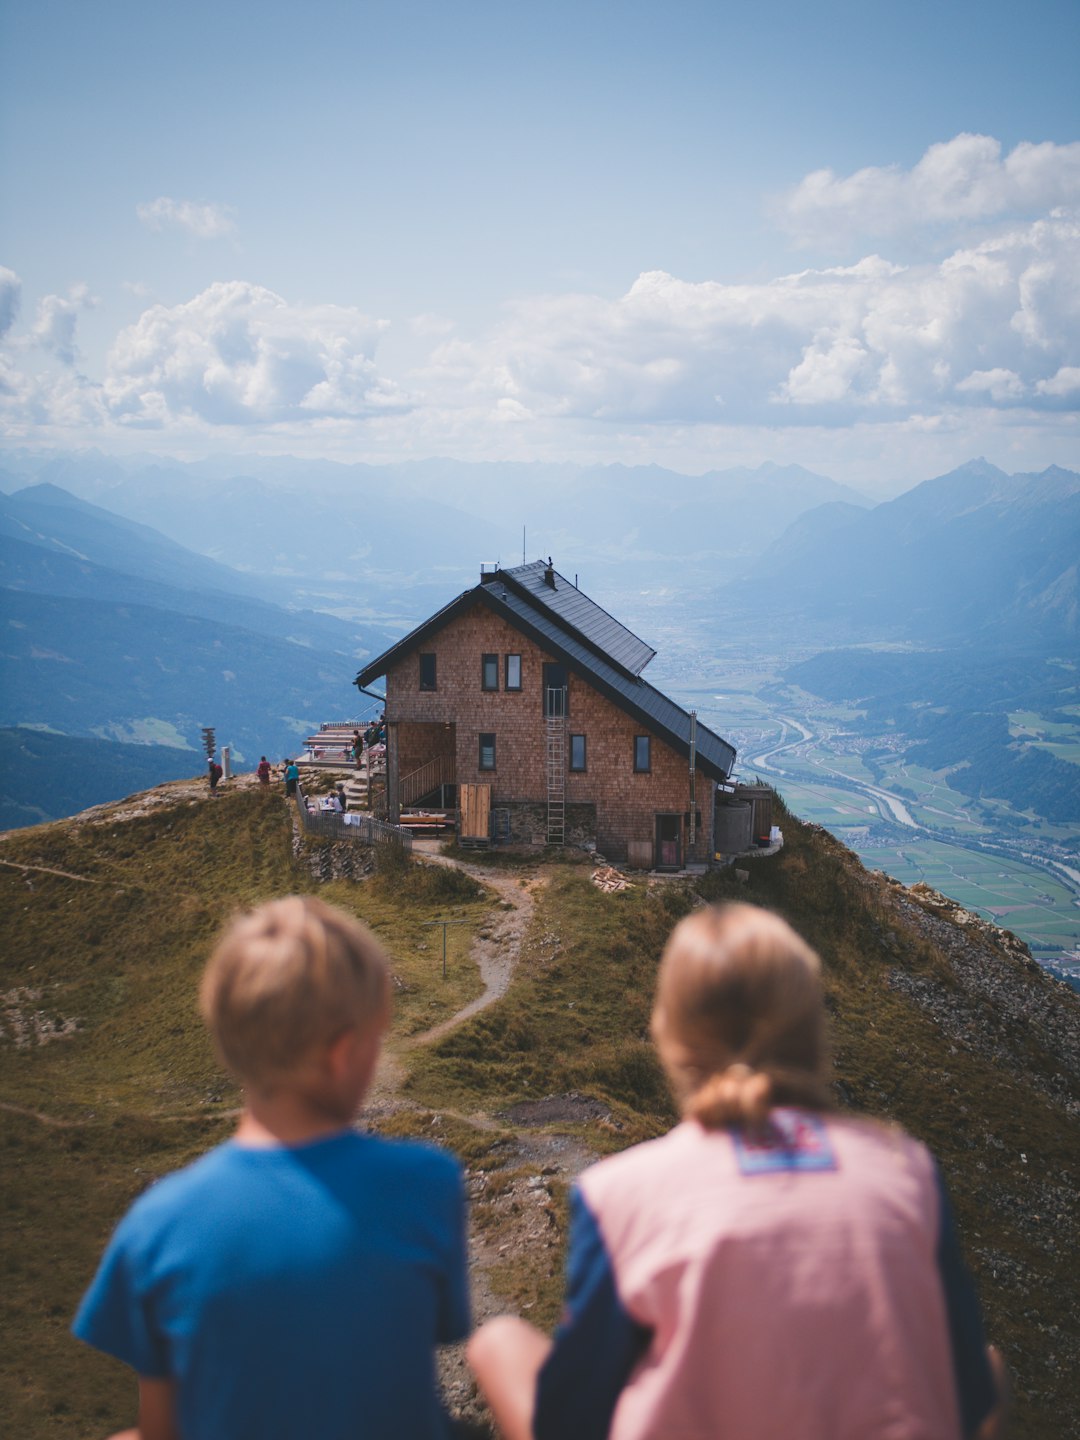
419 653 436 691
634 735 651 772
482 654 499 690
479 733 496 770
543 662 568 717
505 654 522 691
570 734 587 771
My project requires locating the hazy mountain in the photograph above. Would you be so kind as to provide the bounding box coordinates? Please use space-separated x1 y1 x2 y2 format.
729 460 1080 643
0 454 505 618
0 451 873 604
0 587 373 764
0 483 284 602
0 727 201 829
0 529 393 658
0 484 398 773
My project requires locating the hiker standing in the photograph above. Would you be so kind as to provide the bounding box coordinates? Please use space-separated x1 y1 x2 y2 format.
257 756 272 787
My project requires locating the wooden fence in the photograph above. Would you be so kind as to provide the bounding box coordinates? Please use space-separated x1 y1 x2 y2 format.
295 786 412 851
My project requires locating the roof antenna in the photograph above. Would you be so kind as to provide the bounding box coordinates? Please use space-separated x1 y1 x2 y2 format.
523 524 526 566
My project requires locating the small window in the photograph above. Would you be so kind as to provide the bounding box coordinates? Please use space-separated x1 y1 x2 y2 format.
570 734 587 771
482 654 499 691
419 653 436 691
479 732 496 770
634 735 651 772
505 654 522 691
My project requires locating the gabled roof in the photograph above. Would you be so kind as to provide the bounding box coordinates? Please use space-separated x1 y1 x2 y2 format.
493 560 656 677
355 564 736 780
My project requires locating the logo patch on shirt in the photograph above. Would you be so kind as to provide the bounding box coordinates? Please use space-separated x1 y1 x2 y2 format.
732 1109 837 1175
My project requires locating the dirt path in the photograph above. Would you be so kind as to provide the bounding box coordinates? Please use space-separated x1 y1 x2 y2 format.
408 856 545 1045
357 848 597 1430
0 857 105 884
366 853 545 1107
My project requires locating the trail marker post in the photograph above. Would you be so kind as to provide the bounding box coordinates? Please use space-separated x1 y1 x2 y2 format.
421 919 470 980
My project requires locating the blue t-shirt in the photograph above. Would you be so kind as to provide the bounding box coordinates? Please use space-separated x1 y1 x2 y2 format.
73 1131 469 1440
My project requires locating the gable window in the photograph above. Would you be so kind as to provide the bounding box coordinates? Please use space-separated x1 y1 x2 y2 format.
569 734 587 771
505 654 522 691
482 654 499 691
419 653 437 691
479 733 496 771
634 735 651 772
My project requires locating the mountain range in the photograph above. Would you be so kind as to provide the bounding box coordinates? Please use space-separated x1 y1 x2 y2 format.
2 451 1077 829
0 484 400 792
727 458 1080 644
0 451 872 604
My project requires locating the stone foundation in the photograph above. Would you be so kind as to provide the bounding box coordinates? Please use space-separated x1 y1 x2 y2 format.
492 800 597 847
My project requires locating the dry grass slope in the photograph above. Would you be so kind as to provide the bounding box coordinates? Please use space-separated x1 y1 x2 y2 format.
2 783 1078 1438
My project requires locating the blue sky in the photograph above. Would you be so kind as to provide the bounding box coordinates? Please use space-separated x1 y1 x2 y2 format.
2 0 1078 488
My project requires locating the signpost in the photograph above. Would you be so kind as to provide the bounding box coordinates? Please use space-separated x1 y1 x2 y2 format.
421 919 470 980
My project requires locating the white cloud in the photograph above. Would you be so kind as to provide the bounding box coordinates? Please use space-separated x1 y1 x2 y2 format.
4 177 1078 462
1036 366 1080 398
0 266 20 339
409 312 456 338
32 283 96 366
103 280 407 427
419 211 1080 427
780 134 1080 246
136 197 237 239
955 368 1025 402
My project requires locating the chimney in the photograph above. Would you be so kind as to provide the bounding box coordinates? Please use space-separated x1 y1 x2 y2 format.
544 556 556 589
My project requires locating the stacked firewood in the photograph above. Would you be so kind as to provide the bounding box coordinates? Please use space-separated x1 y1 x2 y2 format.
591 865 630 893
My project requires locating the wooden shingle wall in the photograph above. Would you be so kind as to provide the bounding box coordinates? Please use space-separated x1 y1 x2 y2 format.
385 602 714 862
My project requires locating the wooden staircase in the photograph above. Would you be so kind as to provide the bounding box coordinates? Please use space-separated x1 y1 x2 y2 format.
399 754 455 809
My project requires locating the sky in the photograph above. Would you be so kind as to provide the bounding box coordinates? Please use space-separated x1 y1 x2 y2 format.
1 0 1079 492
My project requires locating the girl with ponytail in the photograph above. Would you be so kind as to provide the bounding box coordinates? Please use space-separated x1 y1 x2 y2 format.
469 902 1004 1440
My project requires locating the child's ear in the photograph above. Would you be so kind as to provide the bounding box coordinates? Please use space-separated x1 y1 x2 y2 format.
325 1027 358 1082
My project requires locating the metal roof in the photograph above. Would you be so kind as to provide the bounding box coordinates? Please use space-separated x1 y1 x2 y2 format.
494 560 656 676
354 567 736 780
479 582 735 779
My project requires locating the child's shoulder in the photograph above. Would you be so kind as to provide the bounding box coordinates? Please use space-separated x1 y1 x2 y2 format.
578 1123 693 1199
578 1112 936 1208
120 1139 246 1218
352 1131 463 1186
116 1132 462 1250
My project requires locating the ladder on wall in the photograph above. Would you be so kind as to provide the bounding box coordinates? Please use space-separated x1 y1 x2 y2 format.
545 687 567 845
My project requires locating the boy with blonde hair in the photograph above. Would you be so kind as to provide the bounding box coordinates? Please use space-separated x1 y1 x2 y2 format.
74 895 469 1440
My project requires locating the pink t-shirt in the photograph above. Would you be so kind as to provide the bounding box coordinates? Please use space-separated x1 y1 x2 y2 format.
569 1114 967 1440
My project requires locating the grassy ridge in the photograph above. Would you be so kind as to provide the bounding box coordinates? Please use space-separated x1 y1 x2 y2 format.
2 785 1078 1437
1 788 295 1432
406 870 686 1132
405 803 1080 1438
0 787 492 1436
